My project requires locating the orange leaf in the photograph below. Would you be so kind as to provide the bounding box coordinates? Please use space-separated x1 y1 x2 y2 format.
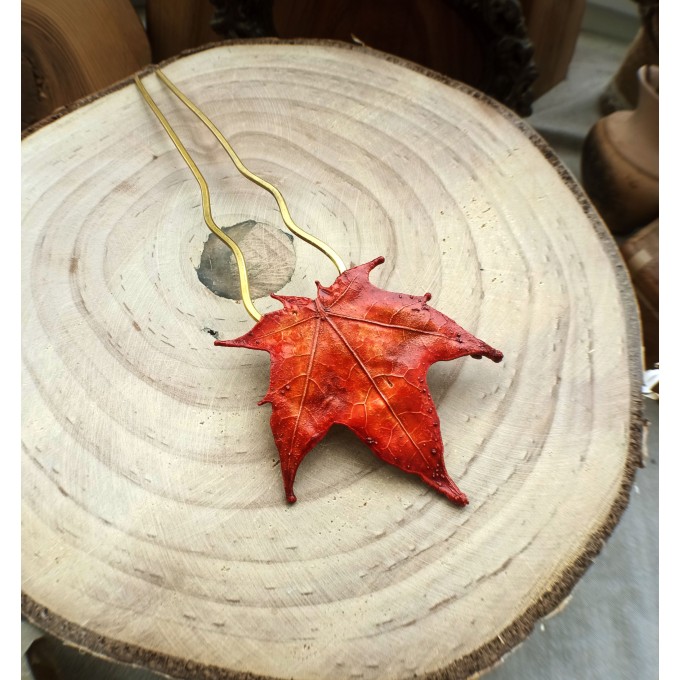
216 257 502 505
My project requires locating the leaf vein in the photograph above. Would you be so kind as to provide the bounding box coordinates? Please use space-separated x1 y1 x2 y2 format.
327 311 449 339
288 317 322 459
319 303 429 465
257 315 317 339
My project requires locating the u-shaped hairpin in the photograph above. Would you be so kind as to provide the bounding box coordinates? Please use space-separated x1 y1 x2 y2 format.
134 69 347 322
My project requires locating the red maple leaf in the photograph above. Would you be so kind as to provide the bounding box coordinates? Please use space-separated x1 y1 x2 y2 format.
216 257 502 505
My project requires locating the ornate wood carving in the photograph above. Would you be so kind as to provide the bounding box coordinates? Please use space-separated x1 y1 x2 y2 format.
444 0 537 116
209 0 537 115
209 0 275 38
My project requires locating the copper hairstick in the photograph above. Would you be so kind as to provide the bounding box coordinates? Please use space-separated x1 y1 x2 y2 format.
133 69 346 321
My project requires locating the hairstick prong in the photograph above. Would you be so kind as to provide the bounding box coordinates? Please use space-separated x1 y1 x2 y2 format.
134 75 262 322
154 68 347 274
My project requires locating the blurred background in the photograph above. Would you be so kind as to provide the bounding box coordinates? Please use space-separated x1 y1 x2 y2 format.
21 1 659 678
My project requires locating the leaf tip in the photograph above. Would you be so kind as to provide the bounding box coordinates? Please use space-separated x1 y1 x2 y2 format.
443 486 469 506
424 470 469 506
479 346 504 363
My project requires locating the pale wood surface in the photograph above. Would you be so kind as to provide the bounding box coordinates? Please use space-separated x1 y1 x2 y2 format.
21 42 642 680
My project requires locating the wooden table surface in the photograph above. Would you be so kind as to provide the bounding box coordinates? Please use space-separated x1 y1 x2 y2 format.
21 40 643 680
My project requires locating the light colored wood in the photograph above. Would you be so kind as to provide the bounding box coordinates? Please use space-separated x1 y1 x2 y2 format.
21 41 642 680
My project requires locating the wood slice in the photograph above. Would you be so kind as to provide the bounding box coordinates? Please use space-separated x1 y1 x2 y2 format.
21 0 151 129
21 40 643 680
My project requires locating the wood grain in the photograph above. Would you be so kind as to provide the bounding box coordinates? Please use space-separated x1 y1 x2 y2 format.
21 0 150 129
272 0 485 87
520 0 586 97
21 41 643 680
145 0 221 62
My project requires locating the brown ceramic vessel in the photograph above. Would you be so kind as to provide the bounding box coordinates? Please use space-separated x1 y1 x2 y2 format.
582 65 658 235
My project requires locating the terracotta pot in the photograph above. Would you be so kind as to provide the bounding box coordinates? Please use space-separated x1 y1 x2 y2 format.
581 65 658 236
